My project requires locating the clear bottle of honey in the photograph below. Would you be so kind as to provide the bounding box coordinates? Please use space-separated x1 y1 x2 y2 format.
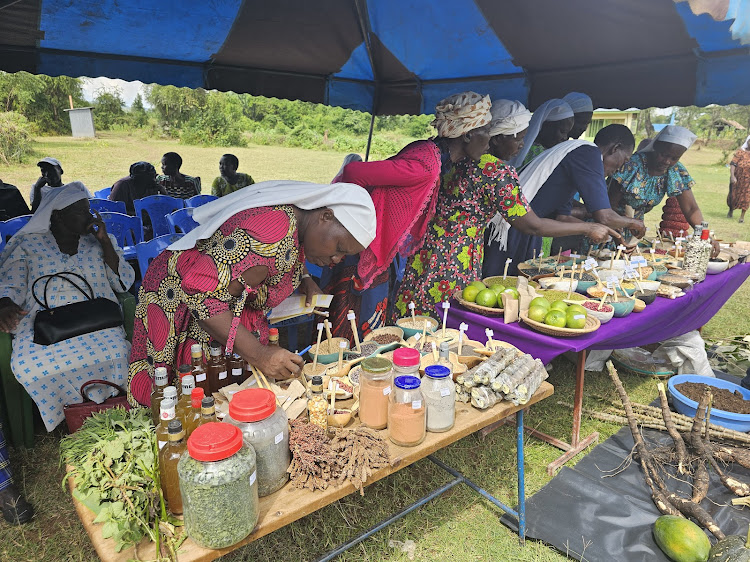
196 396 217 428
177 364 192 396
176 375 195 425
227 354 244 385
191 344 210 395
206 342 227 395
159 419 186 515
184 387 205 437
150 366 169 424
156 396 177 451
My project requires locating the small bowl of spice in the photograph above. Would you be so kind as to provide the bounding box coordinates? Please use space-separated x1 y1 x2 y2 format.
581 300 614 324
302 362 328 380
396 316 438 340
363 326 404 346
309 337 350 364
344 341 381 360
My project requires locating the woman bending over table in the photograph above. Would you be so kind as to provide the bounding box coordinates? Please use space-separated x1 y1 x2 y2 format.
127 181 375 406
729 135 750 223
320 92 493 341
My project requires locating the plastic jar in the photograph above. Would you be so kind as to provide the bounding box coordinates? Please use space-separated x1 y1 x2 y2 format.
393 348 421 378
224 389 290 496
388 375 426 446
422 365 455 432
358 357 393 430
178 423 258 549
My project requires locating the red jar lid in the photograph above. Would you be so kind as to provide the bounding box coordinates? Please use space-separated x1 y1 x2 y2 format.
187 422 242 462
228 388 276 422
269 328 279 336
393 347 420 367
191 387 205 408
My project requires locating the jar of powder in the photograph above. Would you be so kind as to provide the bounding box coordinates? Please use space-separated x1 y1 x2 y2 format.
393 347 421 378
422 365 455 432
358 357 393 430
388 375 426 447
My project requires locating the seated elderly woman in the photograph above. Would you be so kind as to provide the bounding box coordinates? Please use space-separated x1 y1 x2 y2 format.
0 183 135 432
608 125 719 255
127 180 375 406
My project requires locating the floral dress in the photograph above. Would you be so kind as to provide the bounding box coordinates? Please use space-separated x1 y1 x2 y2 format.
520 143 546 170
393 155 530 319
127 205 303 406
730 149 750 211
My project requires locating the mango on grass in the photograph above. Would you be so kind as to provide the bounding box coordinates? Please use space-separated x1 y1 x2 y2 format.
653 515 710 562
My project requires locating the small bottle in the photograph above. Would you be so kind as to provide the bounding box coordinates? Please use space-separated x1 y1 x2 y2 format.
206 342 227 395
156 396 177 451
227 353 244 385
268 328 280 347
683 225 704 275
184 387 205 437
177 364 192 395
437 342 454 378
159 419 186 515
176 375 195 425
150 366 169 424
191 344 209 394
308 375 327 430
196 396 217 427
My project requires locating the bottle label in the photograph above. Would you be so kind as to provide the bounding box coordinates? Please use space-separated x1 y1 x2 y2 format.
158 440 166 450
218 371 227 380
412 400 422 409
274 432 284 445
383 386 392 396
195 373 207 382
440 388 451 397
249 471 257 486
232 368 242 377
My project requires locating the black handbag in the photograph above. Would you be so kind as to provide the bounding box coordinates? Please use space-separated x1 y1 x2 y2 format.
32 272 123 346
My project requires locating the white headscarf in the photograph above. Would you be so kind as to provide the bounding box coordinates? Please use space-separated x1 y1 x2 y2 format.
431 92 492 138
16 182 89 236
488 100 532 137
638 125 697 153
168 180 377 251
562 92 594 113
509 99 574 168
742 135 750 151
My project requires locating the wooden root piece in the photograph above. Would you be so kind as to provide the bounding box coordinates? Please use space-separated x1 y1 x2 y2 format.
657 383 689 475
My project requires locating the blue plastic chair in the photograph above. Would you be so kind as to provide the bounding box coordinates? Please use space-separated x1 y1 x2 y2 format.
166 207 198 234
89 198 126 214
94 187 112 199
133 195 184 239
185 194 218 208
100 212 142 261
0 214 32 251
135 233 184 277
267 260 323 351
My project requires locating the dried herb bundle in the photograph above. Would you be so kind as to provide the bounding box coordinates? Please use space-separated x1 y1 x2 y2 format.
330 426 390 495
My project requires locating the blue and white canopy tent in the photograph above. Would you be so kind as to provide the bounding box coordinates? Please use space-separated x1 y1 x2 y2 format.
2 0 750 114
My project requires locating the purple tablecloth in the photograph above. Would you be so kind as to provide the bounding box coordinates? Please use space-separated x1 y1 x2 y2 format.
444 263 750 365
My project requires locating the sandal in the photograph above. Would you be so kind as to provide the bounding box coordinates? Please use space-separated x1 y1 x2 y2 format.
0 486 34 525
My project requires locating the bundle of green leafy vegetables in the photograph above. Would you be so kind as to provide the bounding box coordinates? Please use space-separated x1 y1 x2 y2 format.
60 407 182 555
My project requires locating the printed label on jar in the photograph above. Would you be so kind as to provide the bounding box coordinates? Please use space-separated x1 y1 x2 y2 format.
249 471 257 485
383 386 392 396
195 373 207 382
412 400 422 409
440 388 451 397
232 368 242 376
274 432 283 445
158 440 166 450
218 370 227 380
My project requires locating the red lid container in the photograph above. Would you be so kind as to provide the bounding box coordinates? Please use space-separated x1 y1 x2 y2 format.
269 328 279 336
228 388 276 422
393 347 420 367
191 387 205 408
187 422 243 461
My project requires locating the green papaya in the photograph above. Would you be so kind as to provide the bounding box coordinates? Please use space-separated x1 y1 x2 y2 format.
653 515 711 562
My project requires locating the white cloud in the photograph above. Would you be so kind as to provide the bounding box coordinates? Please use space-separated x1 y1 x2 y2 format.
81 77 150 108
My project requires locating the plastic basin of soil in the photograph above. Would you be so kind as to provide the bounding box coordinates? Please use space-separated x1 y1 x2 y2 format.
668 374 750 432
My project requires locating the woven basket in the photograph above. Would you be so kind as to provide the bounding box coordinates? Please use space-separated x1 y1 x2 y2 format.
482 275 539 289
520 311 600 337
452 288 505 316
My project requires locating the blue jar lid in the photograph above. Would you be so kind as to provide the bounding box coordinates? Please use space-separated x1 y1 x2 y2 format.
424 365 451 379
394 375 421 390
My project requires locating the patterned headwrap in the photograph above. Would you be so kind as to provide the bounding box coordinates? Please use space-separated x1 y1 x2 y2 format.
431 92 492 138
489 100 532 137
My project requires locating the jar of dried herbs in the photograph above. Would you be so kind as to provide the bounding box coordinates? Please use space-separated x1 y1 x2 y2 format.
178 422 258 549
224 388 290 497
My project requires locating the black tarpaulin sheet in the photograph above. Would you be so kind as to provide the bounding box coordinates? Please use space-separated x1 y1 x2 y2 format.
504 425 750 561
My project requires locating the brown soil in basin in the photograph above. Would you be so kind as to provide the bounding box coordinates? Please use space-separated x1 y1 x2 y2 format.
675 381 750 414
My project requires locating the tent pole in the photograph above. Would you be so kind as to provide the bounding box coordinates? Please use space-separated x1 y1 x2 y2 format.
365 111 375 162
354 0 378 162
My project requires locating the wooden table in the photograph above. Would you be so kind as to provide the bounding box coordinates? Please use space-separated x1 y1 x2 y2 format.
70 381 554 561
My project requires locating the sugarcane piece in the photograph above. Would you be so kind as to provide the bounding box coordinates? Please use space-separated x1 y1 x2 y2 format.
455 389 470 403
494 355 535 394
470 386 498 410
456 374 466 386
511 361 549 405
657 382 689 475
470 348 511 385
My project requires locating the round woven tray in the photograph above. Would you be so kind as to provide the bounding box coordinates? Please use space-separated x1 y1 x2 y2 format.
519 311 600 337
452 288 505 316
517 262 557 279
482 276 539 289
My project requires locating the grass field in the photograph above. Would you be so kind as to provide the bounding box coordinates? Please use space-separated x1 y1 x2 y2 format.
0 132 748 561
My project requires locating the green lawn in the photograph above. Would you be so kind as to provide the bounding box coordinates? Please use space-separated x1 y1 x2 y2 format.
0 133 747 561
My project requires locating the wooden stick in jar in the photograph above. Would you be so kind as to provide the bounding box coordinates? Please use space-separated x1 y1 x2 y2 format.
485 328 495 350
567 264 575 300
431 341 439 361
503 258 511 280
337 340 346 371
421 318 428 341
347 309 361 353
324 320 333 349
441 301 450 338
409 301 416 323
458 322 468 356
598 292 607 311
313 322 323 371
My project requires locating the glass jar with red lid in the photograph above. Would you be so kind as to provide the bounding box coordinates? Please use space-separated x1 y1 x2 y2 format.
393 347 421 378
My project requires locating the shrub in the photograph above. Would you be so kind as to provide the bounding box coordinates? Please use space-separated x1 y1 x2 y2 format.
0 111 33 164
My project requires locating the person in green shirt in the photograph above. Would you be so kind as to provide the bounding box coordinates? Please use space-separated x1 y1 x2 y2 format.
211 154 254 197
